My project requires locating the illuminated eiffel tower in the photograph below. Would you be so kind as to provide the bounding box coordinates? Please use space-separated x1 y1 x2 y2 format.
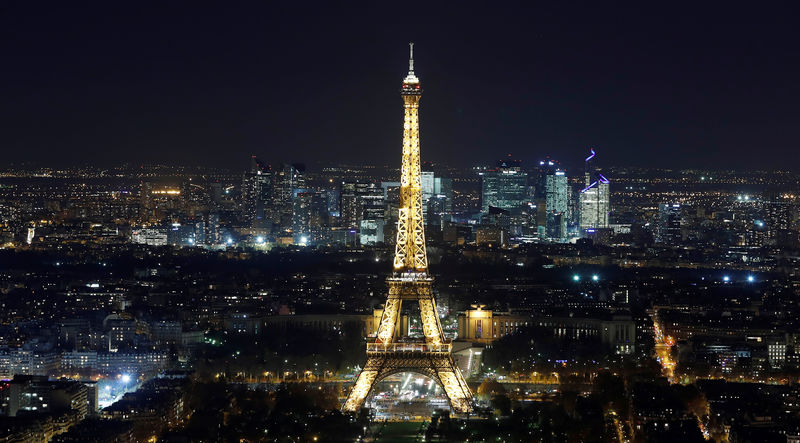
342 43 473 414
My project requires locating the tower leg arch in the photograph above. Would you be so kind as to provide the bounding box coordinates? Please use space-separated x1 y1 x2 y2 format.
343 354 473 413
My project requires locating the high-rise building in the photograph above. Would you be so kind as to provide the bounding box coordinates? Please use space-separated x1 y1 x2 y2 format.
579 176 610 231
340 181 383 229
206 212 221 245
535 158 560 199
426 194 450 233
131 227 168 246
381 182 402 244
480 158 528 213
292 191 328 244
412 172 453 233
416 171 453 219
361 187 384 223
272 163 305 227
209 182 224 204
359 219 385 245
340 181 360 228
421 171 435 216
241 156 273 224
433 177 453 214
578 148 610 233
167 222 196 246
763 193 794 245
193 219 206 245
323 188 340 217
292 192 313 243
656 203 682 244
545 170 569 240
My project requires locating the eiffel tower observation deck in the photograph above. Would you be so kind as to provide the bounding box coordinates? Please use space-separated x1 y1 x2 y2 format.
342 44 474 414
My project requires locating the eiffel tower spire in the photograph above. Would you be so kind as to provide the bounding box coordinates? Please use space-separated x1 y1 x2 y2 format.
405 42 418 83
394 41 426 273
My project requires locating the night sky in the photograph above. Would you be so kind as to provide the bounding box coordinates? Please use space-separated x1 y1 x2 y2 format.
2 3 798 171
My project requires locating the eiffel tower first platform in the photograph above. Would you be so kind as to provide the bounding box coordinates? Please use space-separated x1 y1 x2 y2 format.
342 44 474 414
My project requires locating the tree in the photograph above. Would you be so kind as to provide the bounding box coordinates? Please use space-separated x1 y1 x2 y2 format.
490 394 512 416
476 378 506 401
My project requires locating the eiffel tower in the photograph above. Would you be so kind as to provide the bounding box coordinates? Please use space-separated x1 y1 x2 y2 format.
342 43 473 414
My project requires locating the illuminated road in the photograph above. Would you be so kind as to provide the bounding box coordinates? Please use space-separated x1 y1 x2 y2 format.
651 311 711 440
608 411 629 443
652 312 676 382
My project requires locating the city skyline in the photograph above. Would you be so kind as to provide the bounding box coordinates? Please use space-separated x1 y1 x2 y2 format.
3 5 800 441
3 3 800 171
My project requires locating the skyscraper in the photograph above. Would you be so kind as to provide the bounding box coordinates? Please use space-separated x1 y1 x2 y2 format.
427 194 450 233
416 171 453 232
433 176 453 214
292 191 327 244
535 158 559 199
578 149 610 233
340 181 383 229
763 192 794 245
416 171 453 220
420 171 435 217
381 181 402 244
241 156 273 224
339 182 359 228
579 178 610 231
656 203 682 244
480 158 528 213
272 163 305 227
545 170 569 240
359 219 385 245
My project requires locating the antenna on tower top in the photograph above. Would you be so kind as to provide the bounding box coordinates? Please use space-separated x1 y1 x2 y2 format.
402 42 420 84
408 42 415 72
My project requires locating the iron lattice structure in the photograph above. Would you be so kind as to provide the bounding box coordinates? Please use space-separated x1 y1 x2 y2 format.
343 44 473 414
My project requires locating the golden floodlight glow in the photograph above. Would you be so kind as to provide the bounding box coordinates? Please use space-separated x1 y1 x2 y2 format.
343 44 473 414
151 189 181 195
393 41 427 272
